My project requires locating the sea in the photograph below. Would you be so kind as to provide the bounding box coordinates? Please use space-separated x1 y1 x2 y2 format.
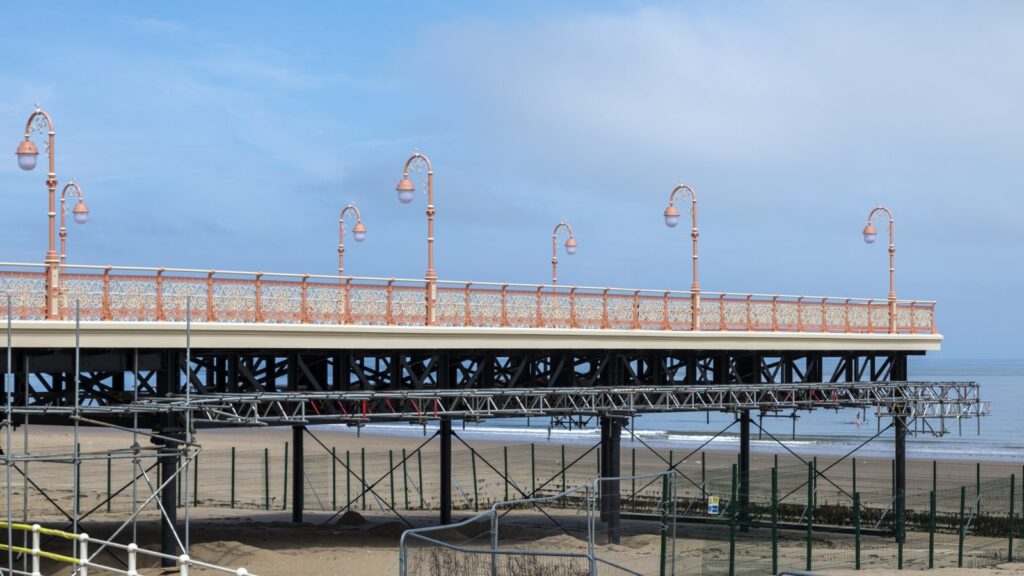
349 358 1020 462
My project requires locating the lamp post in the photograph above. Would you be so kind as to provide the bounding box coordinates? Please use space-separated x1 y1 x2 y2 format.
551 220 577 286
59 180 90 267
663 183 700 330
862 205 896 333
337 203 367 277
394 151 437 325
15 106 60 319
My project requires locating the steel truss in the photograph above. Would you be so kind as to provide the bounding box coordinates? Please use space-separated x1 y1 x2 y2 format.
2 381 986 432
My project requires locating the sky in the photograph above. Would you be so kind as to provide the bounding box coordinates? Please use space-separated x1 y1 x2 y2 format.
0 1 1020 358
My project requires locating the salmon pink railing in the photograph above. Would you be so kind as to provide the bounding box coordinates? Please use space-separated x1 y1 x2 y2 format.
0 263 937 334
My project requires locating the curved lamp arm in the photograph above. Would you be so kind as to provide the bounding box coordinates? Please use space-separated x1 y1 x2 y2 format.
338 203 367 277
551 220 577 286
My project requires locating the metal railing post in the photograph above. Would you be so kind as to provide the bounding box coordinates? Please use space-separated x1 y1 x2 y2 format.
206 271 216 321
101 266 112 320
29 524 40 576
254 273 263 323
127 542 138 576
78 534 89 576
155 268 165 321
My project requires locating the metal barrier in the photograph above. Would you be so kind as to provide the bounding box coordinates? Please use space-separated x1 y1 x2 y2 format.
400 473 678 575
0 521 257 576
0 262 936 333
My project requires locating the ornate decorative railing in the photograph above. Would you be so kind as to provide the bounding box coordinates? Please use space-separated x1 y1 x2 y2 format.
0 263 937 334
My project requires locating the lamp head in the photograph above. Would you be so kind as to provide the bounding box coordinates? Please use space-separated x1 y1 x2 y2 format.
862 223 877 244
396 177 415 204
564 236 577 255
16 139 38 171
72 200 89 224
663 205 681 228
352 221 367 242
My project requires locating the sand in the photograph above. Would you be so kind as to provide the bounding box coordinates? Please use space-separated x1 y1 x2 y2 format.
1 424 1021 575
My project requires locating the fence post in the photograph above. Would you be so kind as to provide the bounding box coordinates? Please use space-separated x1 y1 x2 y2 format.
632 448 637 509
978 462 982 517
389 450 395 510
897 487 904 569
361 447 366 511
403 448 410 510
659 473 669 576
193 453 199 507
854 491 861 570
106 455 112 513
345 450 351 510
933 459 937 495
561 444 567 508
701 452 706 496
531 443 536 496
771 466 778 575
807 460 814 571
504 446 510 501
283 442 288 511
1011 473 1016 562
331 447 336 510
959 485 966 567
852 457 857 496
264 447 269 510
929 490 936 568
231 447 236 509
471 450 479 511
417 449 424 509
729 463 737 576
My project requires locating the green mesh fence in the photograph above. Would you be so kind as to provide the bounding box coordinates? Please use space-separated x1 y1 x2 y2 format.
2 438 1024 575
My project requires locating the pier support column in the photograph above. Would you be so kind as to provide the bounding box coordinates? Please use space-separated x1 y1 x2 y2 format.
292 425 304 523
892 353 908 540
155 351 182 568
739 410 751 531
600 415 622 544
440 418 452 525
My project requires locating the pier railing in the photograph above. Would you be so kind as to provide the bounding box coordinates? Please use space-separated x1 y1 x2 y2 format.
0 263 936 334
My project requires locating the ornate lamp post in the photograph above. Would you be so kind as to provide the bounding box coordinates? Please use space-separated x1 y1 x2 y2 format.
663 183 700 330
15 106 60 319
337 203 367 277
862 205 896 333
551 220 577 286
394 151 437 325
59 180 90 266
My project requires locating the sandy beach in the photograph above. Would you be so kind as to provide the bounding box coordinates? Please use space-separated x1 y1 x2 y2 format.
2 424 1021 575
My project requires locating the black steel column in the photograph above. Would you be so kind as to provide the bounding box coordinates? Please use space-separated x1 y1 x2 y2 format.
440 418 452 524
892 353 908 538
599 415 622 544
155 350 180 568
735 355 756 532
157 438 179 568
739 410 751 530
292 425 304 522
